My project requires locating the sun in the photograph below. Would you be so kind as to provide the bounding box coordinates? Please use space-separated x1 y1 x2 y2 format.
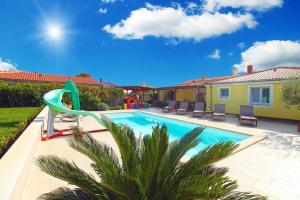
46 23 64 41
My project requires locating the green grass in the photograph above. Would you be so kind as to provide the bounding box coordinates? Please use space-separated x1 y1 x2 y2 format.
0 107 42 157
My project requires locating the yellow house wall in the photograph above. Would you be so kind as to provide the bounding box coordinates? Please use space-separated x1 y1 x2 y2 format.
158 90 165 101
206 82 300 120
176 89 194 101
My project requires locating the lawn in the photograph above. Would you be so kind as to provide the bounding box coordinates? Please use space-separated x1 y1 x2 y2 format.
0 107 42 157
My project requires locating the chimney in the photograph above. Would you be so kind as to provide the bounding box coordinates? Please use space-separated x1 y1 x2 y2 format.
232 67 238 76
202 73 206 79
247 65 253 74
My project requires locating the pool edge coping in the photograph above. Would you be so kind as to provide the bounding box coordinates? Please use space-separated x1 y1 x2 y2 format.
100 109 268 158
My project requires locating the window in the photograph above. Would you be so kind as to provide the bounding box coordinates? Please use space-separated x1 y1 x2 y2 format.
218 87 230 99
250 87 271 105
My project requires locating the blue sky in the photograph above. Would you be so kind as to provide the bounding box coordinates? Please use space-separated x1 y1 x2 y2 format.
0 0 300 86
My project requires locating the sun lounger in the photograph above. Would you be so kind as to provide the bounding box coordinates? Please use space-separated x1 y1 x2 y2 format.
240 105 257 126
212 104 226 121
162 101 176 113
192 102 205 117
176 101 189 115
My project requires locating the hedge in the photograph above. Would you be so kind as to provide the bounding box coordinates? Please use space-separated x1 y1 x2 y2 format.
0 107 42 157
0 81 124 110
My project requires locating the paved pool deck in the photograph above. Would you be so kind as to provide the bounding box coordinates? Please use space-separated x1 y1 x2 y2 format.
22 108 300 200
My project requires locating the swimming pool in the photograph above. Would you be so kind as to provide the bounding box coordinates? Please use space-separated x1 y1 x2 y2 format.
105 112 250 156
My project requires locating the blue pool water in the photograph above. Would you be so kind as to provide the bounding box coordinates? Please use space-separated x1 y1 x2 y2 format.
105 112 250 156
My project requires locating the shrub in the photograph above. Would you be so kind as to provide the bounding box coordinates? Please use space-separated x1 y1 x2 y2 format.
80 92 100 111
0 107 42 157
0 81 124 109
97 102 110 111
110 105 123 110
281 79 300 109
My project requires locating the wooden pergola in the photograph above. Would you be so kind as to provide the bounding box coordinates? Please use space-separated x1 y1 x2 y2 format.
156 85 206 102
120 85 154 91
119 84 206 104
119 85 154 102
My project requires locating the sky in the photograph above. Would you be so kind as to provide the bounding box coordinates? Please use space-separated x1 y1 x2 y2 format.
0 0 300 86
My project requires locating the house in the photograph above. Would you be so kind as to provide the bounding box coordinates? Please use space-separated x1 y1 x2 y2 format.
0 71 101 86
157 74 233 104
206 66 300 120
102 81 117 88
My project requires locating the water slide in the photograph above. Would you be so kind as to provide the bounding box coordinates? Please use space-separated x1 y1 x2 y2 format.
42 80 106 140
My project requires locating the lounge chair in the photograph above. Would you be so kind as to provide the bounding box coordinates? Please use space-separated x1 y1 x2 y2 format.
176 101 189 115
212 104 226 121
192 102 205 117
240 105 257 126
162 101 176 113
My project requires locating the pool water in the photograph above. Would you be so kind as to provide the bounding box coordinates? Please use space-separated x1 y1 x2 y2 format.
105 112 250 156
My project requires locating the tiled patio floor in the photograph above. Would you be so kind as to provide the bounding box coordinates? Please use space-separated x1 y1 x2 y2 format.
22 109 300 200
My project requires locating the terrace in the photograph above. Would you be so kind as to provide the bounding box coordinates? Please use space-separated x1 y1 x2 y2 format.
1 106 299 199
2 0 300 198
0 67 299 200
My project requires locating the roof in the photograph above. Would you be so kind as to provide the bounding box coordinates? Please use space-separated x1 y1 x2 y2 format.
102 82 117 88
120 85 153 91
157 85 205 90
0 71 101 86
212 67 300 84
156 76 232 90
179 76 233 86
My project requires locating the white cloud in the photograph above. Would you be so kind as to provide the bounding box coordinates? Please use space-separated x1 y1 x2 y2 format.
165 38 181 46
185 2 201 14
98 8 107 14
0 58 17 71
234 40 300 72
187 2 198 10
203 0 283 12
208 49 221 60
103 3 256 42
101 0 116 4
238 42 246 49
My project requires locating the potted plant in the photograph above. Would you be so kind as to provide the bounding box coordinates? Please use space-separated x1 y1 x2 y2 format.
281 78 300 131
36 117 266 199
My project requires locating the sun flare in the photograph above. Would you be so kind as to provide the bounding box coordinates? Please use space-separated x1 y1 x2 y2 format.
46 23 63 41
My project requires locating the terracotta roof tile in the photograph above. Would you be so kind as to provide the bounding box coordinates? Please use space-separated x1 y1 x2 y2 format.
180 76 233 86
102 82 117 88
212 67 300 84
0 71 101 86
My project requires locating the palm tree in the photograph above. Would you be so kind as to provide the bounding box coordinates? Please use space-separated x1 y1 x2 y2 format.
36 116 266 200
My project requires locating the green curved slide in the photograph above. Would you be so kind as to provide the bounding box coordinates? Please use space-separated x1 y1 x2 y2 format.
43 80 103 137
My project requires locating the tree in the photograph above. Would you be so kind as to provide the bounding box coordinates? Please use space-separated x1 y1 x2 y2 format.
36 116 266 200
281 79 300 109
77 72 92 78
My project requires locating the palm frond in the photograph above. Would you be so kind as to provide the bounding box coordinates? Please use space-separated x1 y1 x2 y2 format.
100 116 141 176
175 141 237 182
35 155 108 199
99 116 143 199
222 191 268 200
175 174 238 200
68 132 135 199
37 187 97 200
196 165 229 176
139 125 169 197
159 127 204 183
68 132 121 181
